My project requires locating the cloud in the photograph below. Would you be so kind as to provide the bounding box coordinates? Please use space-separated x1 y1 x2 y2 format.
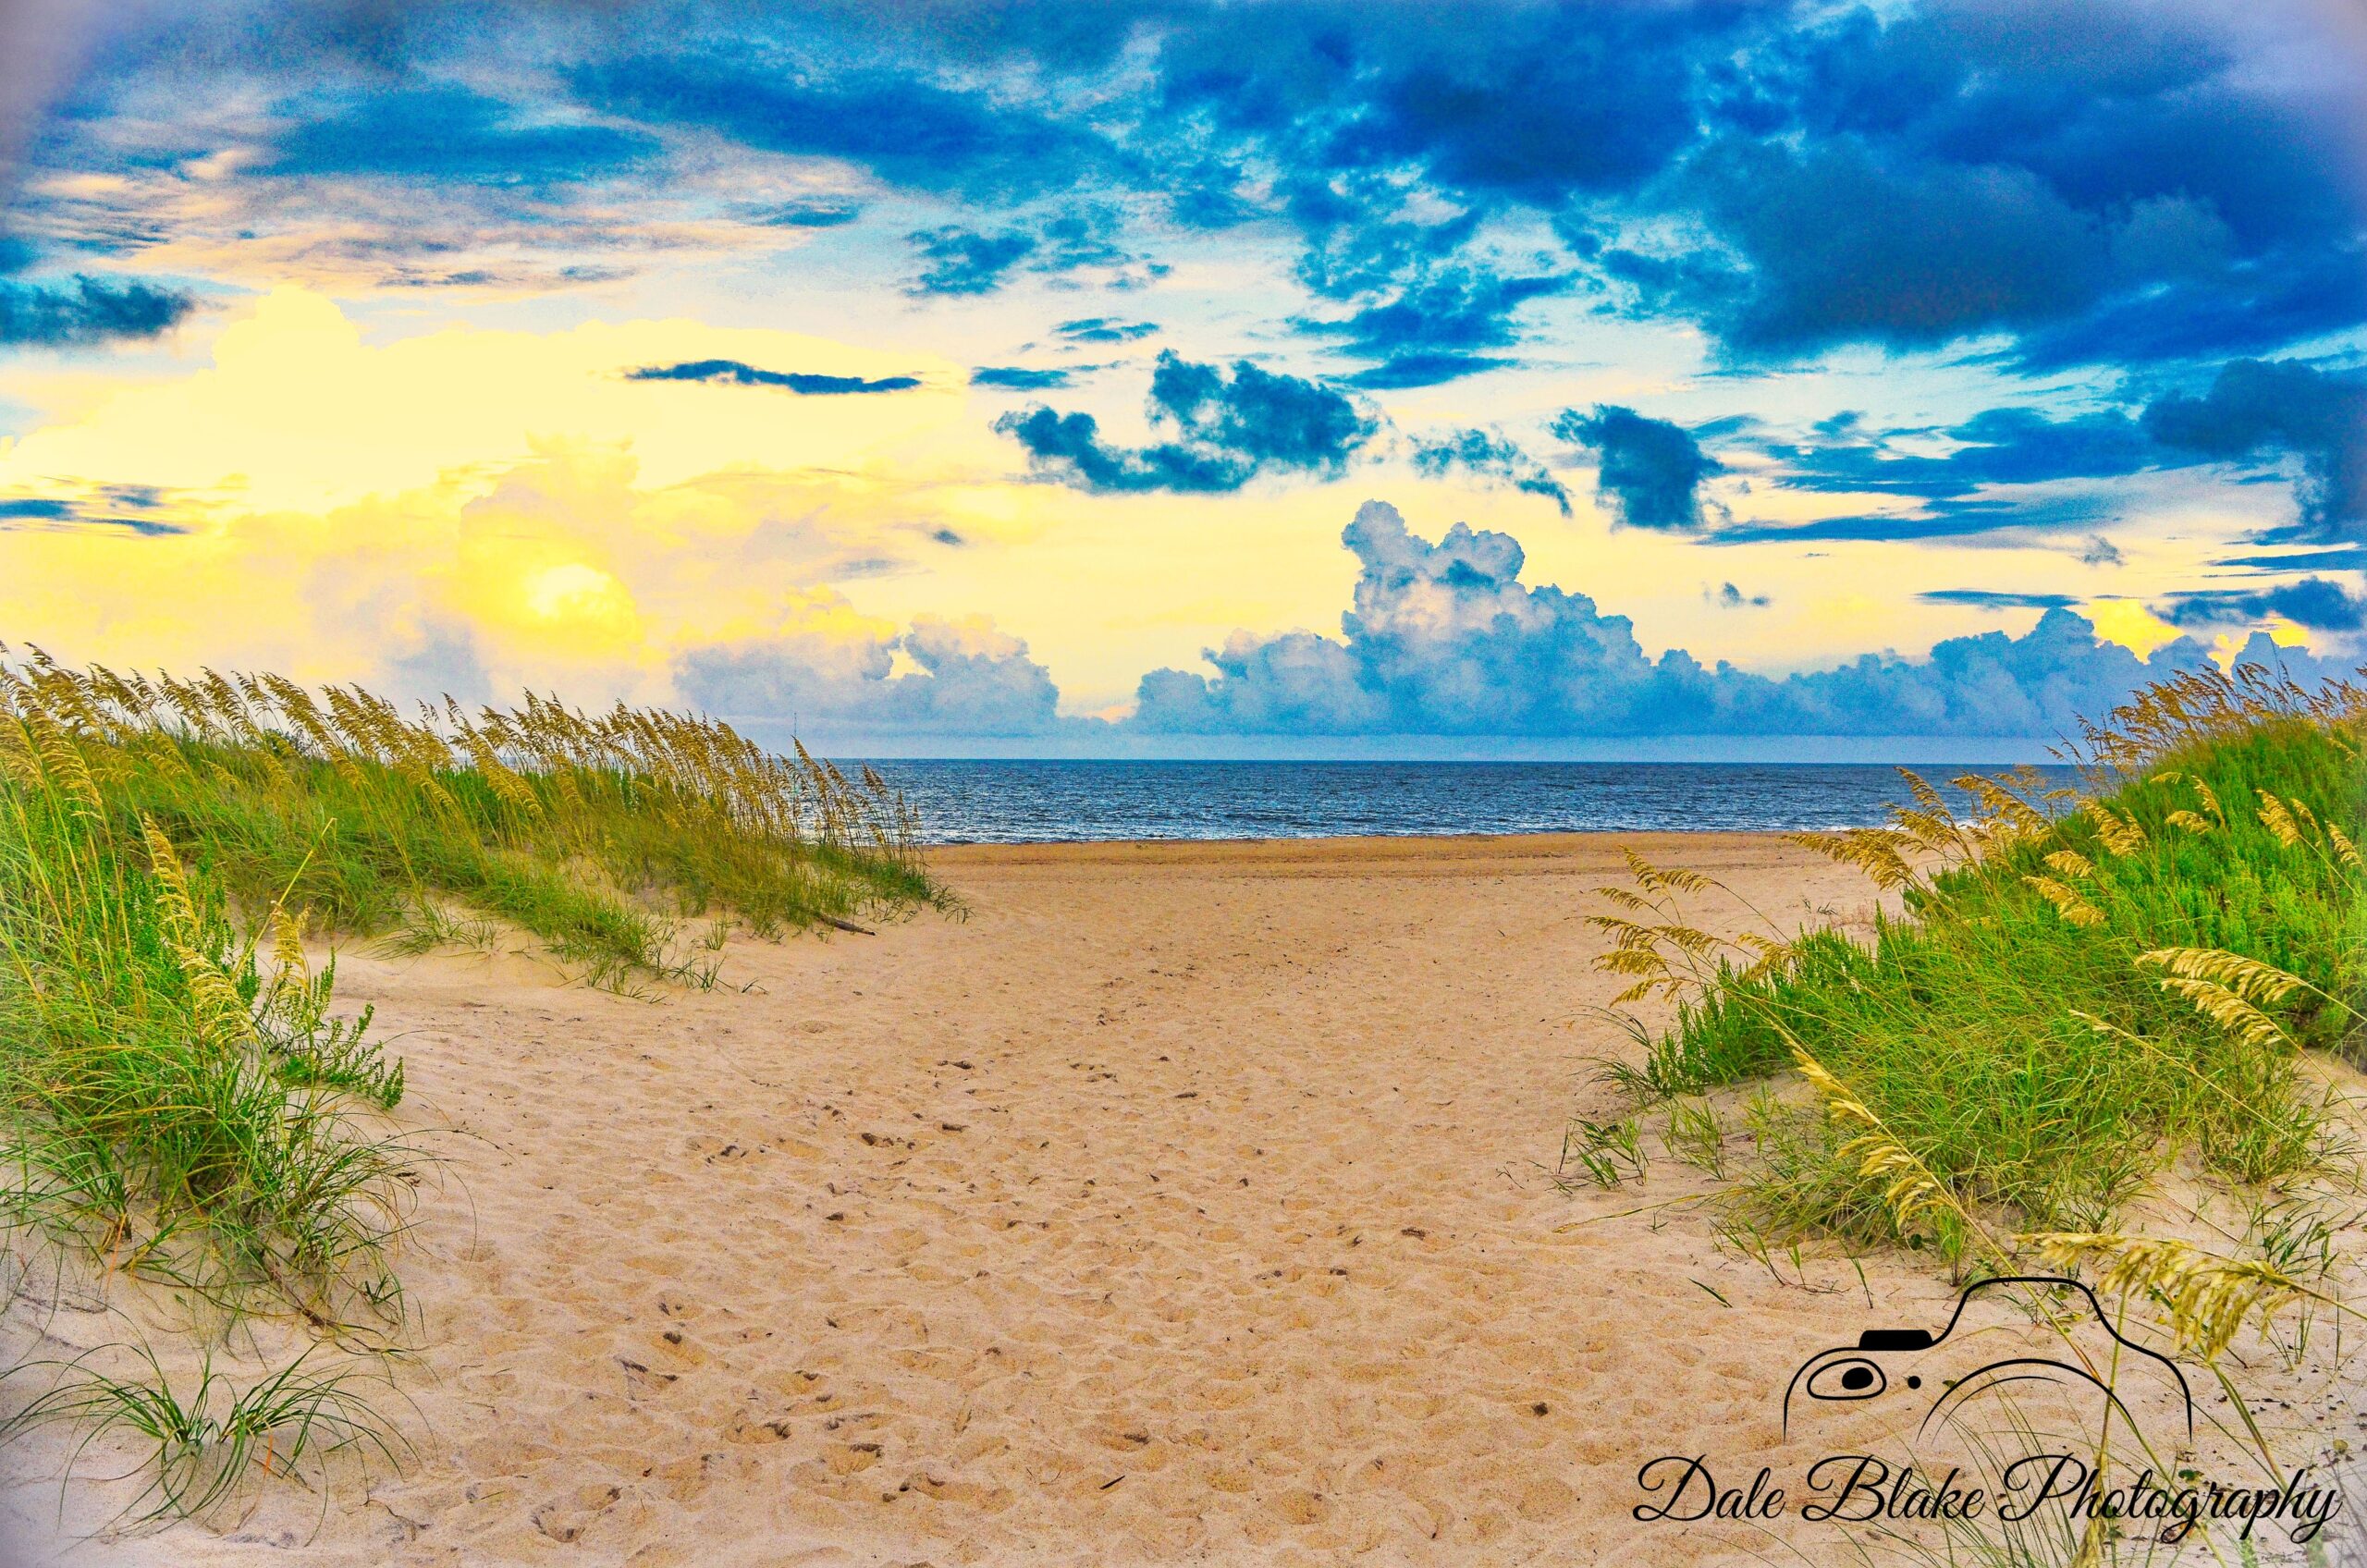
2142 359 2366 542
626 358 921 394
1130 500 2338 738
1554 405 1723 533
571 53 1109 203
0 484 186 535
908 208 1162 297
16 1 2359 374
1918 589 2081 610
2080 535 2125 567
908 226 1038 296
969 365 1073 390
996 350 1375 494
1712 496 2111 546
0 273 194 345
1777 407 2156 500
1408 428 1568 515
1711 582 1770 609
1607 0 2367 366
261 86 658 189
1054 316 1156 344
749 200 863 227
2152 577 2367 633
1299 265 1569 386
677 606 1060 735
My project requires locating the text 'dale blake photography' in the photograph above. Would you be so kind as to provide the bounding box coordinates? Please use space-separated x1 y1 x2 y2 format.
0 1 2363 1564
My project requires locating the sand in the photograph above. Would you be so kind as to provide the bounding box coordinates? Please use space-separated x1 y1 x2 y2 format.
0 833 2344 1565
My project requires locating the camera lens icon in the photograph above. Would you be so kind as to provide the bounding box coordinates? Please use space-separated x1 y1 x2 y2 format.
1804 1356 1885 1402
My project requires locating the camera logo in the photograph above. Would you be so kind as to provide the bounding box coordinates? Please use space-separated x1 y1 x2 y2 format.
1782 1275 2193 1443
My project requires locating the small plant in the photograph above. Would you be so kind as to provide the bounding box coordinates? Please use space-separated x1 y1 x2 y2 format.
1662 1098 1727 1177
0 1343 408 1528
1560 1115 1648 1189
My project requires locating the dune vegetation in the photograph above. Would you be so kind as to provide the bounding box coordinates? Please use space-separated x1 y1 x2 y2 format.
1573 663 2365 1561
1584 663 2362 1265
0 644 938 1522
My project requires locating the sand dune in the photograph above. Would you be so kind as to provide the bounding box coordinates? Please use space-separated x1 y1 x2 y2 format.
1 834 2330 1565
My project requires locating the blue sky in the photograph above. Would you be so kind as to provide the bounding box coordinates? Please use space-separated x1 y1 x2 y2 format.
0 0 2361 754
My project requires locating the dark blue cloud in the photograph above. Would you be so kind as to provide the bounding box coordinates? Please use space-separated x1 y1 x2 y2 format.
1129 500 2340 739
1626 0 2367 365
571 54 1108 202
0 274 194 346
264 87 657 188
626 359 919 394
1409 428 1569 515
2141 359 2366 542
997 350 1375 494
2214 545 2364 573
905 206 1152 296
2152 578 2367 633
1776 406 2155 499
0 488 186 534
1299 266 1569 386
1554 405 1723 532
1712 582 1772 609
1755 374 2361 545
1713 493 2113 545
907 227 1037 296
1919 589 2081 610
30 2 2363 373
1054 317 1157 344
749 199 863 227
1342 353 1515 390
970 365 1074 390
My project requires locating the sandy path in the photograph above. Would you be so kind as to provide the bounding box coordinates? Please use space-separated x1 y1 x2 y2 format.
3 834 2079 1565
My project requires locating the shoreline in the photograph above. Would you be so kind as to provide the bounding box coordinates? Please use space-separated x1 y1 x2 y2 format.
924 827 1806 866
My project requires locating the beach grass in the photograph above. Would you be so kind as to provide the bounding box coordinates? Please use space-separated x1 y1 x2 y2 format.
0 644 940 1520
1589 663 2363 1261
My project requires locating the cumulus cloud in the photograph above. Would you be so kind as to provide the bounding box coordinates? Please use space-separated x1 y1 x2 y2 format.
1408 428 1569 515
626 358 921 394
997 351 1375 494
1129 501 2337 738
0 273 194 346
1554 405 1723 532
676 606 1061 735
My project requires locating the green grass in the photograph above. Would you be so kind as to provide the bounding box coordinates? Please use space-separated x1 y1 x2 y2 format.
0 644 945 1522
1589 664 2363 1261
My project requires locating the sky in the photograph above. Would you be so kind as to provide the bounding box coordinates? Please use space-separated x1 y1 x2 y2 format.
0 0 2361 757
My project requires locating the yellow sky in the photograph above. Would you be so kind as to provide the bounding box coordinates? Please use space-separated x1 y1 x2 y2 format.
0 288 2221 714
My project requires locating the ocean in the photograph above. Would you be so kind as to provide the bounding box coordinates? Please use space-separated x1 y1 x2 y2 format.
880 759 2080 844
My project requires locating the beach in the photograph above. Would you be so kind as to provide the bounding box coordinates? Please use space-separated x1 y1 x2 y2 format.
0 832 2305 1566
